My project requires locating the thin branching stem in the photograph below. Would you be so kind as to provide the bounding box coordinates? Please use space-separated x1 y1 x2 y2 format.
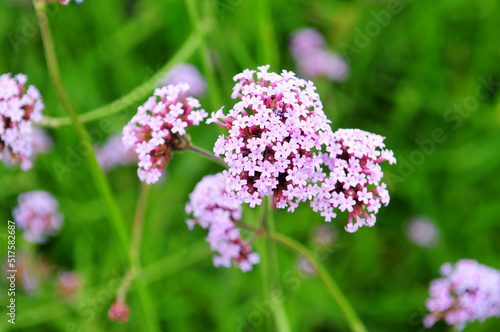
39 32 203 128
186 143 227 167
34 0 130 260
236 220 369 332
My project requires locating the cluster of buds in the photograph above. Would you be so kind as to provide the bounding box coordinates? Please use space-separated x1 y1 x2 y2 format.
185 173 260 272
0 73 44 170
122 83 208 184
108 300 130 323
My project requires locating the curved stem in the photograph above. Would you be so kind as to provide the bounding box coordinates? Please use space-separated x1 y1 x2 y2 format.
236 221 368 332
256 0 279 68
184 0 223 110
116 183 159 331
265 231 368 332
130 182 150 267
39 31 203 128
264 198 292 332
34 0 130 260
187 143 227 167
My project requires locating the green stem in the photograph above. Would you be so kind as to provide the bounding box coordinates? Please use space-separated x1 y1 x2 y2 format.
264 198 292 332
130 182 150 267
257 202 273 332
265 231 368 332
117 183 159 332
39 31 203 128
187 143 227 167
256 0 279 68
236 221 368 332
184 0 223 110
17 241 210 329
34 0 130 260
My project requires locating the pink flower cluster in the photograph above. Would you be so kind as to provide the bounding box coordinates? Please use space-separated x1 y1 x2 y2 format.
289 28 349 82
2 128 53 169
160 63 207 97
185 173 260 272
96 133 137 172
405 215 439 248
208 66 395 232
122 84 208 184
13 190 63 243
312 129 396 232
424 259 500 331
209 65 332 211
57 271 79 300
40 0 84 4
0 73 44 171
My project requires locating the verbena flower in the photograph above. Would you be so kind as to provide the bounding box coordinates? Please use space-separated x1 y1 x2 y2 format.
405 215 439 248
312 129 396 232
108 300 130 323
13 190 63 243
2 127 53 169
185 173 260 272
96 133 137 172
40 0 84 4
56 271 79 300
0 73 44 171
122 83 207 184
424 259 500 331
296 255 316 278
311 224 337 247
289 28 349 82
2 251 52 296
209 67 395 232
160 63 207 97
208 65 332 211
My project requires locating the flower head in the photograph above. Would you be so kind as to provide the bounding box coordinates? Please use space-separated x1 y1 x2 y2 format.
122 83 207 184
160 63 207 97
13 190 63 243
96 133 137 172
311 128 396 232
186 173 260 272
289 28 349 82
405 215 439 248
2 251 52 296
424 259 500 331
208 65 332 212
40 0 84 4
108 300 130 323
57 271 79 300
0 73 44 170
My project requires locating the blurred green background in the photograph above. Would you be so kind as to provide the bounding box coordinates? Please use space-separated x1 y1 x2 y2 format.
1 0 500 331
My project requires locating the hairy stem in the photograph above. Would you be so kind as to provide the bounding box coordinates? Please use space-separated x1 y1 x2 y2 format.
34 0 130 260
